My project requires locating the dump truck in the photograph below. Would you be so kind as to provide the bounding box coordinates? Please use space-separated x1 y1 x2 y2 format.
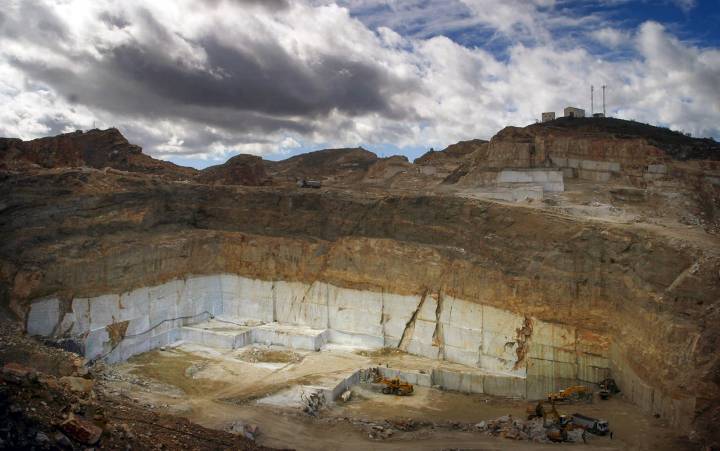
571 413 610 435
297 179 322 188
374 376 414 396
547 385 593 403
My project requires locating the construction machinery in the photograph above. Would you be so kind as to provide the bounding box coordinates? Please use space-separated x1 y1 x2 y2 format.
598 378 620 400
571 413 610 435
527 401 574 442
374 375 414 396
526 401 570 426
547 385 593 403
527 401 610 442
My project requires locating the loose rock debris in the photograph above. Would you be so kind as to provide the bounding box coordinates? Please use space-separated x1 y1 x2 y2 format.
0 319 267 450
238 346 302 364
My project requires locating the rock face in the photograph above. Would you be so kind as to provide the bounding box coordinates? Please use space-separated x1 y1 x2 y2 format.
1 123 719 446
267 147 378 183
414 139 487 165
196 154 272 186
0 128 196 179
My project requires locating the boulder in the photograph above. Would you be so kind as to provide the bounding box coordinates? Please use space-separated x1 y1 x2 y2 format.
61 416 102 445
59 376 94 394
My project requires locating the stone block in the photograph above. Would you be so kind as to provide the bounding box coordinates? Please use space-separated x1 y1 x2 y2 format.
274 281 322 325
531 321 576 349
71 298 91 335
481 305 522 362
578 170 611 182
442 324 483 350
327 330 384 348
382 293 422 339
84 327 110 361
118 287 150 322
416 295 438 322
647 164 666 174
328 306 383 337
407 340 440 360
411 319 436 343
577 353 610 383
221 276 274 322
432 369 483 393
543 182 565 192
527 343 554 361
125 315 150 337
26 298 60 337
328 285 383 311
115 335 151 363
483 374 525 397
550 156 567 167
443 346 479 367
251 325 328 351
148 330 177 350
478 354 517 374
442 297 483 330
89 294 120 330
57 312 76 336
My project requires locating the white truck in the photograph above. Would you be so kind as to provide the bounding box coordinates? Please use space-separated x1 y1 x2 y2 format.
571 413 610 435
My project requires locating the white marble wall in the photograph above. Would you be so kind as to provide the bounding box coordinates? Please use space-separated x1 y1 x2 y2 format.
25 274 606 382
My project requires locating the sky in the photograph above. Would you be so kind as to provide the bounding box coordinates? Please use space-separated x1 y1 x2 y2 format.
1 0 719 168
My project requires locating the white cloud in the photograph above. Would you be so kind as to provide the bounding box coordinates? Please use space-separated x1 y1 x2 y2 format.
672 0 696 12
590 27 631 48
0 0 718 164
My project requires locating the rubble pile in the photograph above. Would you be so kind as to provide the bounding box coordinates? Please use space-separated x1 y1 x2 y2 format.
319 414 594 444
475 415 551 442
0 319 267 450
226 421 261 441
475 414 592 443
300 390 326 416
238 347 302 364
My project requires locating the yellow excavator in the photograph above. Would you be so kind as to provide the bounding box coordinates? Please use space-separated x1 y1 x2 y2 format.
526 401 573 442
374 375 414 396
547 385 593 403
527 400 567 424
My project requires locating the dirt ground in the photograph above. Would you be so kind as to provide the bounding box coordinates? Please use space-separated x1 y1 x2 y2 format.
102 343 694 451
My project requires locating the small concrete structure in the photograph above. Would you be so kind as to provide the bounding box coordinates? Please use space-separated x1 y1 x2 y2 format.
564 106 585 118
541 112 555 123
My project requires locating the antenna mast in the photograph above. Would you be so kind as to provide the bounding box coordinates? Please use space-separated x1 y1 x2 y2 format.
602 85 606 116
591 85 594 115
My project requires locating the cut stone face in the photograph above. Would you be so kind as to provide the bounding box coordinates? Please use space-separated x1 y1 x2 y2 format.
25 274 609 395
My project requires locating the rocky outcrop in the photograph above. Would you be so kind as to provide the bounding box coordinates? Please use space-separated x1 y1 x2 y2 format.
531 116 720 161
196 154 272 186
0 128 197 180
414 139 487 165
267 147 378 184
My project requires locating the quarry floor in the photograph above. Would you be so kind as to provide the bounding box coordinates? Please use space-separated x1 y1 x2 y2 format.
99 342 692 451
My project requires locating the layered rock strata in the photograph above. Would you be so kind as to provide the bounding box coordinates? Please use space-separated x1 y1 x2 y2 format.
3 174 717 434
